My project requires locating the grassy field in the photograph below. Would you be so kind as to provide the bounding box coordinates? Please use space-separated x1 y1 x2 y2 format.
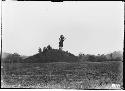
1 61 123 89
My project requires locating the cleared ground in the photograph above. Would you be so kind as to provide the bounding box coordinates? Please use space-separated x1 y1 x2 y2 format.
1 61 123 89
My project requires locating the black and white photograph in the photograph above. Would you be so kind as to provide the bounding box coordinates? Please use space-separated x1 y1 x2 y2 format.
1 1 124 89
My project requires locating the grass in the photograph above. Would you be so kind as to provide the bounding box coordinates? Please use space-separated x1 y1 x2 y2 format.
1 61 123 89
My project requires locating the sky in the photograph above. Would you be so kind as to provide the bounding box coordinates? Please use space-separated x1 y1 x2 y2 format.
1 1 124 56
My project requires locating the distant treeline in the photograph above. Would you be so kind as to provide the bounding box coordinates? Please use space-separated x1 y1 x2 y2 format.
78 51 123 62
2 45 123 63
2 53 23 63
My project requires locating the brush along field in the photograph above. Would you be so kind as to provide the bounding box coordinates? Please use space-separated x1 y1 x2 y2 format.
1 61 123 89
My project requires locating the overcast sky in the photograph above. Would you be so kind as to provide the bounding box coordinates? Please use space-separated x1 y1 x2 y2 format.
2 1 124 56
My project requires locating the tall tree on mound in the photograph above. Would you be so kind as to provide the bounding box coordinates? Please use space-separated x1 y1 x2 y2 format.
59 35 66 50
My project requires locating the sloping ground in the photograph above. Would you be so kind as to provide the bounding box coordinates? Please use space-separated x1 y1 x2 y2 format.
22 49 78 63
2 61 123 89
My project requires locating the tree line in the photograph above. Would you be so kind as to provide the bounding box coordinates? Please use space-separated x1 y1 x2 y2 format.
78 51 123 62
2 47 122 64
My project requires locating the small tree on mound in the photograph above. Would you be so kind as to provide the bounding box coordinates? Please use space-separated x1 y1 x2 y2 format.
43 47 47 53
38 47 42 53
47 45 52 50
42 45 52 53
59 35 66 50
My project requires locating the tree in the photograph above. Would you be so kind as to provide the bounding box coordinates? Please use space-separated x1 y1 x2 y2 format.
87 55 97 62
43 47 47 53
78 53 87 62
78 53 83 59
59 35 66 50
4 53 22 63
38 47 42 53
96 54 107 62
47 45 52 50
110 53 113 59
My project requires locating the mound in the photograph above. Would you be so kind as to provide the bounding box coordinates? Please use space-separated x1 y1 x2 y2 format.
23 49 78 63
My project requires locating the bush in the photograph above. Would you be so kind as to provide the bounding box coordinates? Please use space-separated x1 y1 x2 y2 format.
3 53 22 63
47 45 52 50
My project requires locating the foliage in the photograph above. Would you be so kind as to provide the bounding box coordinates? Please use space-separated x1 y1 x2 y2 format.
42 45 52 53
38 47 42 53
43 47 47 53
3 53 22 63
47 45 52 50
78 51 123 62
1 53 23 71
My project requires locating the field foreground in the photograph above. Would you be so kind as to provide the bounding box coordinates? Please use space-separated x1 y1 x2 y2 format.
1 61 123 89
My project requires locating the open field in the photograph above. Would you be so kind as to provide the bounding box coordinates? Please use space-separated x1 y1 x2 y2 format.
1 61 123 89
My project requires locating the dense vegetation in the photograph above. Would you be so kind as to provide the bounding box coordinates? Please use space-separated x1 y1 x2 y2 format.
2 62 123 89
78 51 123 62
2 53 23 63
